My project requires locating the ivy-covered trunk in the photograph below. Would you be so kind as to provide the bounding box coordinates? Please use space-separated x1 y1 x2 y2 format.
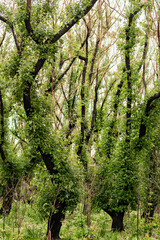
47 201 65 240
107 211 125 232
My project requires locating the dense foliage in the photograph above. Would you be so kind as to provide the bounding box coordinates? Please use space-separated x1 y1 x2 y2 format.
0 0 160 239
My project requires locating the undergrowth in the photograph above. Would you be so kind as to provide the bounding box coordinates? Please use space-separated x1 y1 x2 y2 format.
0 202 160 239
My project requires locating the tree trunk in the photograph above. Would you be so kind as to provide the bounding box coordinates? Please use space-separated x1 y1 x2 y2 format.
149 203 156 219
142 150 159 222
47 202 65 240
0 192 14 215
142 200 158 222
107 211 125 232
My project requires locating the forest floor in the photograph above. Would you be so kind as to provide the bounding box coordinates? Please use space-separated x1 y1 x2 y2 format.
0 203 160 239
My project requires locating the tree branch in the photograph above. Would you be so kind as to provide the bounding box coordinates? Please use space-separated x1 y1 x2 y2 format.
100 79 117 112
139 91 160 141
48 30 90 92
0 15 7 23
47 0 98 44
24 0 40 44
0 89 5 161
125 5 144 141
10 130 28 145
86 68 99 144
0 13 21 52
11 26 21 53
23 58 46 117
0 30 6 47
102 79 123 159
79 55 87 61
77 28 89 163
38 147 58 176
89 38 100 84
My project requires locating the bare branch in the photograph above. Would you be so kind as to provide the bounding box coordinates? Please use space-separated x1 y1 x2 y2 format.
101 79 117 112
55 114 63 128
11 26 21 53
86 69 99 144
10 130 28 145
48 31 90 92
89 38 100 84
60 82 68 104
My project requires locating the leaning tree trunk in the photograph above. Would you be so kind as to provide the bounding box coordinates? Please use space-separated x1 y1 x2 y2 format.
106 210 125 232
47 200 65 240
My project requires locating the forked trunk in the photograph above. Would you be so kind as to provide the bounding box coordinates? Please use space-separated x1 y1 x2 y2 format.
107 210 125 232
47 202 65 240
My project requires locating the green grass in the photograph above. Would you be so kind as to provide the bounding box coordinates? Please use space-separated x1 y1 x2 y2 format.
60 207 160 240
0 202 47 240
0 202 160 240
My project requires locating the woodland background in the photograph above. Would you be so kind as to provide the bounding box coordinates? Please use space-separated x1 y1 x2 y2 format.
0 0 160 239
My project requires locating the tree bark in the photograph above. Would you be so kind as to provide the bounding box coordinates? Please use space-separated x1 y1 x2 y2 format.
142 201 158 223
47 201 65 240
142 151 159 222
0 89 16 216
0 184 15 215
0 195 13 215
106 211 125 232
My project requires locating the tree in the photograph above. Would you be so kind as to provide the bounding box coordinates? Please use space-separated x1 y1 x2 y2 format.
94 1 160 231
138 92 160 222
45 0 120 230
1 0 160 238
0 0 98 239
